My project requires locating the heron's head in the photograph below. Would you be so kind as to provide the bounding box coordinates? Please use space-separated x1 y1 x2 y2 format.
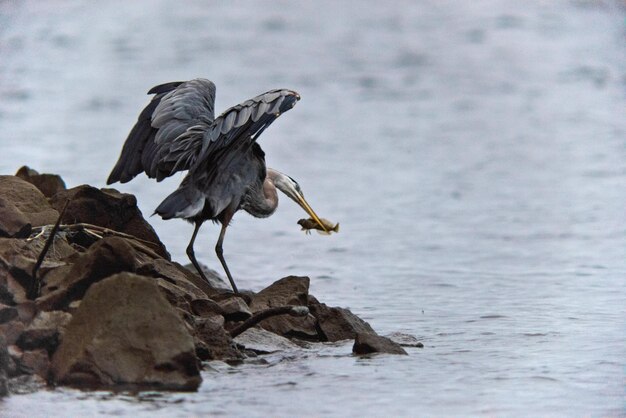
268 169 328 232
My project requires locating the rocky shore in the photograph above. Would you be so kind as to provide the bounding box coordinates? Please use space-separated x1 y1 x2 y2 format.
0 167 410 394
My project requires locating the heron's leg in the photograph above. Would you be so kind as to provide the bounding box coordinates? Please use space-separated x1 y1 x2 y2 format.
215 222 239 295
186 221 210 284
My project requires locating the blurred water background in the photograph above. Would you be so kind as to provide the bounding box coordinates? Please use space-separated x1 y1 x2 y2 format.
0 0 625 416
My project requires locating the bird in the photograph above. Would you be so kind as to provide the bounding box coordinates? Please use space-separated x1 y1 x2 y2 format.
106 78 327 295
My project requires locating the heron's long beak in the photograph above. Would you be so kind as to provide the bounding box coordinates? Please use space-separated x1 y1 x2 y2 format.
294 193 328 232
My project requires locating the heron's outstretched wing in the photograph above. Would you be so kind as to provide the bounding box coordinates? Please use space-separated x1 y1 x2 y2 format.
190 88 300 188
107 78 216 184
156 88 300 221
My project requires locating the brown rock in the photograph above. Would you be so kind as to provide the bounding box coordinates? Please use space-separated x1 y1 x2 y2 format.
16 328 59 353
190 298 224 317
352 332 408 356
0 336 8 396
15 301 37 324
218 296 252 322
0 197 31 238
0 176 59 235
15 166 66 198
22 310 72 353
182 262 230 290
309 302 376 342
37 237 140 310
51 273 201 390
249 276 319 340
49 185 168 258
0 320 25 345
233 327 301 354
0 304 18 324
194 315 240 361
19 349 50 378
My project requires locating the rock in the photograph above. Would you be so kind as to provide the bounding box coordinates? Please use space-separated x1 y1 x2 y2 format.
0 335 8 396
6 344 21 377
136 258 211 306
352 332 408 356
15 166 66 199
217 296 252 322
190 298 224 317
386 332 424 348
15 301 37 324
18 349 49 379
37 237 140 310
51 273 201 390
22 311 72 349
309 302 376 342
234 327 301 354
0 197 32 238
49 185 168 258
6 374 47 394
194 315 240 361
0 320 25 345
0 303 18 324
0 235 76 304
16 328 59 353
249 276 319 340
183 262 230 290
0 176 59 237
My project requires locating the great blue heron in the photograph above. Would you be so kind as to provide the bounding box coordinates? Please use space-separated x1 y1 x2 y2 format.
107 78 327 294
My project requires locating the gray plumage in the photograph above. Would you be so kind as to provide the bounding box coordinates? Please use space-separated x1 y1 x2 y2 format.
107 78 326 294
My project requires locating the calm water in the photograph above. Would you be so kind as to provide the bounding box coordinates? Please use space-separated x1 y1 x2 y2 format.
1 0 625 416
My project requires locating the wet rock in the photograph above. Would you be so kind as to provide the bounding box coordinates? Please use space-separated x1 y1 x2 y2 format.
249 276 319 340
0 176 59 237
234 327 301 354
15 166 66 199
7 374 47 394
51 273 201 390
386 332 424 348
352 332 408 356
49 185 168 258
194 315 240 361
309 302 376 342
0 335 8 396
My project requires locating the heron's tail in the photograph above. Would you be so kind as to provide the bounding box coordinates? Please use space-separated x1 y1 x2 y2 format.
154 185 205 220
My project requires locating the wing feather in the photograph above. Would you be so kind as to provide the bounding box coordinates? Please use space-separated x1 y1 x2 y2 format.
191 89 300 190
107 78 216 184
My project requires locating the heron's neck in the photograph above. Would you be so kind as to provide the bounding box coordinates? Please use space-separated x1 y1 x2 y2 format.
244 175 278 218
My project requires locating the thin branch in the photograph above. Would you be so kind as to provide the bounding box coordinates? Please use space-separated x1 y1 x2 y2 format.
29 222 161 250
229 305 310 338
29 199 69 299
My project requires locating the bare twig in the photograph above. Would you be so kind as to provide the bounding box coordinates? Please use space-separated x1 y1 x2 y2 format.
229 305 310 338
29 222 161 250
29 199 69 298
